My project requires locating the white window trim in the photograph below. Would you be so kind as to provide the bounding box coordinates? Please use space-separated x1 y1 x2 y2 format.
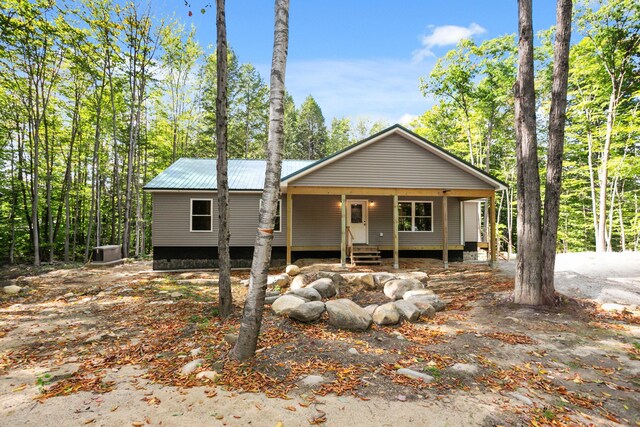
190 198 214 232
398 200 434 233
259 198 282 233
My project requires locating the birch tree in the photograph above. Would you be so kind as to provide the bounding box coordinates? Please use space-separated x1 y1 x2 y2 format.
234 0 290 361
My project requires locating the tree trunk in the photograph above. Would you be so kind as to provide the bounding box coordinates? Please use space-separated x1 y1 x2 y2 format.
234 0 290 361
541 0 572 305
513 0 543 305
216 0 233 318
596 90 617 252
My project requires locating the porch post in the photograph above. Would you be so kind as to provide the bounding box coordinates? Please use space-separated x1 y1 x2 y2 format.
286 192 292 265
341 194 346 267
442 194 449 269
489 192 497 267
393 195 399 269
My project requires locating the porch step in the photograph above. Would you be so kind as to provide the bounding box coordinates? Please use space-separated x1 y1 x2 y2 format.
350 245 382 265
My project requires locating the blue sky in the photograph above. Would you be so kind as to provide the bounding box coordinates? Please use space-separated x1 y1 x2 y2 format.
153 0 558 124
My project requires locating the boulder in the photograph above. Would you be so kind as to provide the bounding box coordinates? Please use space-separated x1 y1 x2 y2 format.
384 279 424 300
271 294 306 315
308 278 337 299
300 375 325 386
288 287 322 301
196 370 219 381
325 299 372 331
410 301 436 319
408 271 430 284
372 302 401 325
316 271 347 291
397 368 434 382
394 300 421 322
289 301 326 322
343 273 375 289
265 295 280 305
267 274 290 288
290 273 314 290
364 304 379 316
373 273 397 287
3 285 22 295
402 289 435 299
285 264 301 276
404 293 445 312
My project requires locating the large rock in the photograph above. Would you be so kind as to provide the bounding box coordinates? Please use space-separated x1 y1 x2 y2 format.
408 271 430 284
404 293 445 312
384 279 424 300
290 273 314 290
342 273 375 290
271 294 306 315
364 304 379 316
373 273 397 287
285 264 301 276
288 287 322 301
403 289 435 299
265 295 280 305
180 359 203 375
449 363 480 375
316 271 346 289
289 301 326 322
411 301 436 319
372 302 401 325
267 274 290 288
3 285 22 295
394 300 421 322
325 299 372 331
308 278 337 299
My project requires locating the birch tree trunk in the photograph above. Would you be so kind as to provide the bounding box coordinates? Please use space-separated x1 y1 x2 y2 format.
216 0 233 318
513 0 543 305
541 0 572 305
234 0 290 361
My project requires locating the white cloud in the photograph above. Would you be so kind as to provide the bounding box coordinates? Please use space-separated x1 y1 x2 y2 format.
398 113 418 126
412 23 486 62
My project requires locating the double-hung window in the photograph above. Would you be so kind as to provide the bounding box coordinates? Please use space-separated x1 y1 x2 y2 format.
191 199 213 232
398 201 433 232
259 199 281 232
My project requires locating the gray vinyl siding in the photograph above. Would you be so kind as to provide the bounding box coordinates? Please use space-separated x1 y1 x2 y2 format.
290 134 493 189
291 195 461 247
152 192 287 247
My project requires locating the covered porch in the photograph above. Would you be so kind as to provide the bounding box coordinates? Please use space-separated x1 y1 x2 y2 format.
284 186 497 269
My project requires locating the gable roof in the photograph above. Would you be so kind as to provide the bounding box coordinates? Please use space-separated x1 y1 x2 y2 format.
281 124 507 190
143 158 314 191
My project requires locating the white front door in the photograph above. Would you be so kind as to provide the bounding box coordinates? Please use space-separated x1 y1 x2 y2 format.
347 200 368 244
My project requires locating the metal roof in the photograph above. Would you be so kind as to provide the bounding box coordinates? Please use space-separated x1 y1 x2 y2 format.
143 158 315 191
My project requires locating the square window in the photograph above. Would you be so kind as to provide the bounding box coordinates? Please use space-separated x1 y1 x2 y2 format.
191 199 212 232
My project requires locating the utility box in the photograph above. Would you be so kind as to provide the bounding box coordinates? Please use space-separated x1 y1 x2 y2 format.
92 245 123 265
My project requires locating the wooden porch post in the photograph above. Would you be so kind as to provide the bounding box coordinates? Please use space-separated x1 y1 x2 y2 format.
489 192 497 267
442 195 449 269
393 195 399 269
286 192 292 265
341 194 346 267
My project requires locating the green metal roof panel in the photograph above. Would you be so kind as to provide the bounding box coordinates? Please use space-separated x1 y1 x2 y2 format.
144 158 314 191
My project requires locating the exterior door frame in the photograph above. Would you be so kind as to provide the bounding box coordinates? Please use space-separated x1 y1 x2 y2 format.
346 199 369 244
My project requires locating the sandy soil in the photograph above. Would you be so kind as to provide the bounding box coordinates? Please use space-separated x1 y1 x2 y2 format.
1 258 639 426
499 252 640 306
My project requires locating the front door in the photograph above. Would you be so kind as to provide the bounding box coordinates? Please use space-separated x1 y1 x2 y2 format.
347 200 368 244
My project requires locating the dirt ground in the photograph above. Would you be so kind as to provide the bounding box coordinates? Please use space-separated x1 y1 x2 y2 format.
1 259 639 427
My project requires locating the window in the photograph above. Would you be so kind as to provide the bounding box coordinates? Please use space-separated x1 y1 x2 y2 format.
259 199 281 232
398 201 433 232
191 199 213 232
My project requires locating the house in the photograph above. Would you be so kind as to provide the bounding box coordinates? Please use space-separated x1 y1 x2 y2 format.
143 125 507 270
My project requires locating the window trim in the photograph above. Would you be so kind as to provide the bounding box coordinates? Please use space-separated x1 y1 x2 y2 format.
190 198 214 232
398 200 434 233
259 198 282 233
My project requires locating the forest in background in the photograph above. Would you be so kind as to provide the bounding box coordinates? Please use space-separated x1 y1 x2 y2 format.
0 0 638 265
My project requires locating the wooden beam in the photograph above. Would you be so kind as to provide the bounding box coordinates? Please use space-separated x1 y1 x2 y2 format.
286 193 292 265
393 194 399 269
442 195 448 268
290 244 464 251
340 194 346 267
490 192 497 267
287 186 495 198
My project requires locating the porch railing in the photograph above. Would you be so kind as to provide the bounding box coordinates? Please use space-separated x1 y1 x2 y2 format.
346 225 354 263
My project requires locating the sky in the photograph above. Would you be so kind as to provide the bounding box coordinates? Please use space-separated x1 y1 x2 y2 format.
151 0 559 125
